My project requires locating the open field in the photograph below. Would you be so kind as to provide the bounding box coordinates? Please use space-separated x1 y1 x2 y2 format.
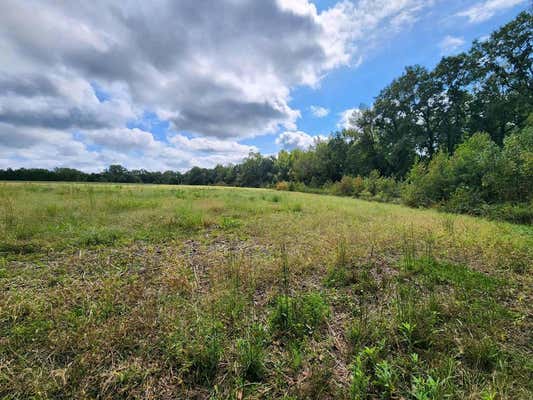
0 182 532 399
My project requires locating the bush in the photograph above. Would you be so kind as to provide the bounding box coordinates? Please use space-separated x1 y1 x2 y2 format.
402 128 533 223
482 202 533 225
275 181 290 191
445 186 485 215
375 176 400 202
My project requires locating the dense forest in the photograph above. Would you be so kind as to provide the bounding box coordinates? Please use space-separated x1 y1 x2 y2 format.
2 12 532 223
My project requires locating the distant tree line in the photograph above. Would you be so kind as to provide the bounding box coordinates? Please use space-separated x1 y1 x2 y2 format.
1 12 531 222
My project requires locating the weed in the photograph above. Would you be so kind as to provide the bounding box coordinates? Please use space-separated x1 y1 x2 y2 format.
300 355 334 399
462 336 501 372
350 354 370 400
269 292 329 339
410 375 442 400
185 320 224 384
235 323 267 382
375 360 397 396
220 216 241 230
325 239 351 287
79 228 121 246
395 286 438 350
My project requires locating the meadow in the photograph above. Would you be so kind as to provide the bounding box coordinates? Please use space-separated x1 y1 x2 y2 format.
0 182 531 399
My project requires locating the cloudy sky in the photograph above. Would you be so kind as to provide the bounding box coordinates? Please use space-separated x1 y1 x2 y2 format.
0 0 529 172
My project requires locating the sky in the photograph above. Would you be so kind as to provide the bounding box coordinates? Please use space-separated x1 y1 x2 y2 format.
0 0 530 172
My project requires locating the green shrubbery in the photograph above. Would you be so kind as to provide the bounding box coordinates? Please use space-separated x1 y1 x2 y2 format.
402 125 533 223
329 170 401 203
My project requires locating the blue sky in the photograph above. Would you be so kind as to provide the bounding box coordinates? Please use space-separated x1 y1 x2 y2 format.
250 0 529 154
0 0 529 171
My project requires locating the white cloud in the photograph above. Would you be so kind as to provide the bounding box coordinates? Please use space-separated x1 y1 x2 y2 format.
169 134 257 157
457 0 526 23
0 0 434 170
84 128 158 151
337 108 363 130
276 130 325 150
439 35 465 54
310 105 330 118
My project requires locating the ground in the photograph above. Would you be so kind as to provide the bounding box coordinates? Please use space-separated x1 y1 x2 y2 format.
0 182 531 399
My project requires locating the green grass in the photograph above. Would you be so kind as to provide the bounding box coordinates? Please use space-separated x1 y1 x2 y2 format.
0 182 531 399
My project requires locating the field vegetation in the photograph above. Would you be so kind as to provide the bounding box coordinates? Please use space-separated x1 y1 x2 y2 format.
1 182 531 399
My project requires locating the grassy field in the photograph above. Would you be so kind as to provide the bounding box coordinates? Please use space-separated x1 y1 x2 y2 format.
0 182 531 399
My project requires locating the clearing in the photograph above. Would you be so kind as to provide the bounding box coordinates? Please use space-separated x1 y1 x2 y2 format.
0 182 531 399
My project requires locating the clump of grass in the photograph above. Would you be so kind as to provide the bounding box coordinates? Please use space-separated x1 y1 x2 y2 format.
167 204 205 231
288 203 303 212
175 189 187 199
325 239 378 296
346 302 384 353
235 323 268 382
220 216 241 230
325 239 351 287
394 286 439 351
270 247 329 338
269 292 329 339
167 318 224 385
187 322 223 384
349 344 383 399
79 228 121 246
401 227 417 270
461 336 501 372
299 354 335 399
1 197 17 231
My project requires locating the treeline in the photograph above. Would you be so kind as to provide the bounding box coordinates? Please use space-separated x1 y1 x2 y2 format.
1 12 531 223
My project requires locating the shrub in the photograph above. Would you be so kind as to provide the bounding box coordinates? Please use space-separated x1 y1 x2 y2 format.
275 181 290 191
337 176 357 196
445 186 484 215
402 152 452 207
364 170 381 196
375 176 400 202
482 202 533 225
400 128 533 222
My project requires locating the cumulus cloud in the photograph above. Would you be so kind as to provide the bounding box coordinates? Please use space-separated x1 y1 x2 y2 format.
310 105 330 118
457 0 526 23
0 121 255 172
0 0 433 170
276 130 325 150
337 108 363 130
439 35 465 54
